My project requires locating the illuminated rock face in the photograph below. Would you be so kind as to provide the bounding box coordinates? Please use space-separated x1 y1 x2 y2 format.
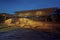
0 8 60 31
18 18 54 29
4 17 59 31
5 19 13 26
13 8 57 30
4 18 54 30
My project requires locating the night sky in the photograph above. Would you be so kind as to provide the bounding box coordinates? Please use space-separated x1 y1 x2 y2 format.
0 0 60 14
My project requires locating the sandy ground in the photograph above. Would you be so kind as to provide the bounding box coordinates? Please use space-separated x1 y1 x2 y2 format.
0 28 60 40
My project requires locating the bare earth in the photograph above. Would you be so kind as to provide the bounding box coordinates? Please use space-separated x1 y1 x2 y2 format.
0 27 60 40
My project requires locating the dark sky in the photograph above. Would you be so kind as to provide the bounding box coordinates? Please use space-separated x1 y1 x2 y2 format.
0 0 60 14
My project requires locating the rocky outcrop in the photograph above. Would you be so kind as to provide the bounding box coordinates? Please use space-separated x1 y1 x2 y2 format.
0 8 60 31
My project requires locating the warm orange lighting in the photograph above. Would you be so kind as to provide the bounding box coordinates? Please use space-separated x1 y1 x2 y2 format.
18 18 53 29
5 19 12 26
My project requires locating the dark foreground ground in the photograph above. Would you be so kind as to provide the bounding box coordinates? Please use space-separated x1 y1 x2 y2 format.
0 27 60 40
